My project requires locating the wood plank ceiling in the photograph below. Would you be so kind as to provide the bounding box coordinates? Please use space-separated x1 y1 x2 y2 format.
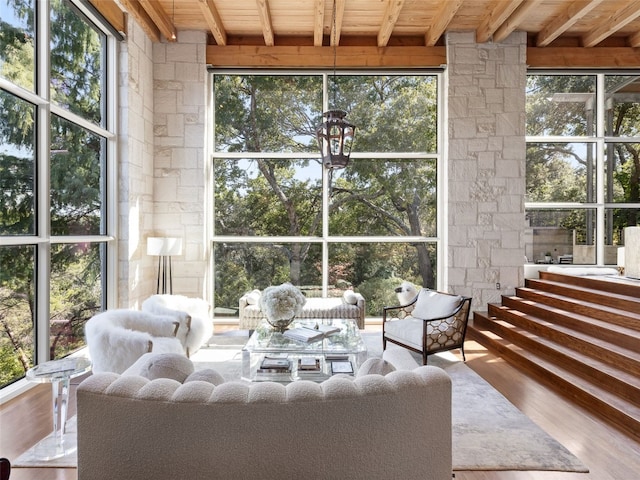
90 0 640 68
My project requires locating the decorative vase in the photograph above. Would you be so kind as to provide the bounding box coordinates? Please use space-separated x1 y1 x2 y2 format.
266 317 295 333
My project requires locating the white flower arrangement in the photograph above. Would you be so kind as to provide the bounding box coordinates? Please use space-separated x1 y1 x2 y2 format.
260 283 306 326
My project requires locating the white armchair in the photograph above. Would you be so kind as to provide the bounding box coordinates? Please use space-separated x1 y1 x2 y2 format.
85 309 185 374
141 294 213 356
383 289 472 365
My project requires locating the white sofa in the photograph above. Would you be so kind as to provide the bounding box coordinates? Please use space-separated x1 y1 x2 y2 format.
239 289 366 330
77 357 452 480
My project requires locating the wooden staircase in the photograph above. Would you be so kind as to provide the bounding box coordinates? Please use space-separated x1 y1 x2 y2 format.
468 271 640 442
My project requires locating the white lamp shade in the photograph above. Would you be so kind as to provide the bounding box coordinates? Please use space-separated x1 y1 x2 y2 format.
147 237 183 256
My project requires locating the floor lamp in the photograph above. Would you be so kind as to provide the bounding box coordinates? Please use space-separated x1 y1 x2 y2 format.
147 237 183 294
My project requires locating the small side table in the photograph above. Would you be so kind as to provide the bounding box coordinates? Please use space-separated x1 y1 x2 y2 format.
26 357 91 460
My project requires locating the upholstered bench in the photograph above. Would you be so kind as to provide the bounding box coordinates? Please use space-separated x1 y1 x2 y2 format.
239 289 366 330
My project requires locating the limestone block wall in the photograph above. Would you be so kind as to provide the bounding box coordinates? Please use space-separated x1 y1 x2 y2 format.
118 18 156 308
446 31 526 308
151 31 208 299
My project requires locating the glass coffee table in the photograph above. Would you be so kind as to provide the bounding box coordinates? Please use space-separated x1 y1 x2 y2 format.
242 318 367 383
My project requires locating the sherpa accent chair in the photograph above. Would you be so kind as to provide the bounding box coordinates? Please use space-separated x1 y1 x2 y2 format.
382 288 472 365
85 310 185 374
141 294 213 357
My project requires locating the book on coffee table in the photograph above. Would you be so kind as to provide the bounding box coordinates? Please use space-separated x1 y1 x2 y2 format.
298 357 321 371
259 357 292 373
283 328 324 343
331 360 354 375
284 325 340 343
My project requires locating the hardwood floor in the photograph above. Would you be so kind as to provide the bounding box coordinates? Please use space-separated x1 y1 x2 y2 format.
2 326 639 480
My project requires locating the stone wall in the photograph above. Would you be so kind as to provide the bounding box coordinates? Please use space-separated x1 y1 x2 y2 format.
445 31 527 308
151 31 208 299
118 18 156 308
119 28 208 307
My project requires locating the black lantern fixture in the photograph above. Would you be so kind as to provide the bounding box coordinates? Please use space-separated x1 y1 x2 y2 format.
315 0 356 169
316 109 356 169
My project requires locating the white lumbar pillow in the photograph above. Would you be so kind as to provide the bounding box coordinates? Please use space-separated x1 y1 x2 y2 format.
412 290 462 320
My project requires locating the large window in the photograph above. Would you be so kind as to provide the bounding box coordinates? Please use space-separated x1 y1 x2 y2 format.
525 73 640 265
0 0 116 388
211 72 442 319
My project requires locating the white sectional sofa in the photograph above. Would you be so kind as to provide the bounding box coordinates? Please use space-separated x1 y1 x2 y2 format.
77 356 452 480
239 289 366 330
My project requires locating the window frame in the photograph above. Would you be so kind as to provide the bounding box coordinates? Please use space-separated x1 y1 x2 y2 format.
525 70 640 266
0 0 118 393
208 69 445 315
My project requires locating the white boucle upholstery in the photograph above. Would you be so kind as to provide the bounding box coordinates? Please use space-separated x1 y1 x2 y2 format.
84 310 184 374
77 366 452 480
141 294 213 356
239 291 366 330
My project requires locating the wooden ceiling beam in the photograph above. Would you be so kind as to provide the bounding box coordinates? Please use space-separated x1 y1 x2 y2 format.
117 0 161 42
536 0 604 47
139 0 176 41
476 0 525 43
198 0 227 46
629 29 640 48
424 0 463 47
330 0 346 46
206 45 446 67
493 0 543 43
89 0 126 34
527 47 640 67
377 0 405 47
256 0 275 47
313 0 325 47
582 1 640 47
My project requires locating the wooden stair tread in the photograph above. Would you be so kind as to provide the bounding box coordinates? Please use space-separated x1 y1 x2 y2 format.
469 320 640 421
501 294 640 337
516 286 640 322
539 271 640 298
482 316 640 390
471 273 640 441
489 303 640 361
525 278 640 312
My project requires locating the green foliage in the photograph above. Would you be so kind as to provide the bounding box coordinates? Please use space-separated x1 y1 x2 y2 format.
526 74 640 241
357 277 405 317
1 0 107 385
212 73 439 296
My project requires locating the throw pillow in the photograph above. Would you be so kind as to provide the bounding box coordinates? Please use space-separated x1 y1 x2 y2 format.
139 353 194 382
412 289 462 320
356 358 396 376
245 289 261 305
342 290 358 305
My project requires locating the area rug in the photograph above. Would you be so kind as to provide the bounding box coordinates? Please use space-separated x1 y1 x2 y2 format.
192 331 588 473
15 331 588 472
